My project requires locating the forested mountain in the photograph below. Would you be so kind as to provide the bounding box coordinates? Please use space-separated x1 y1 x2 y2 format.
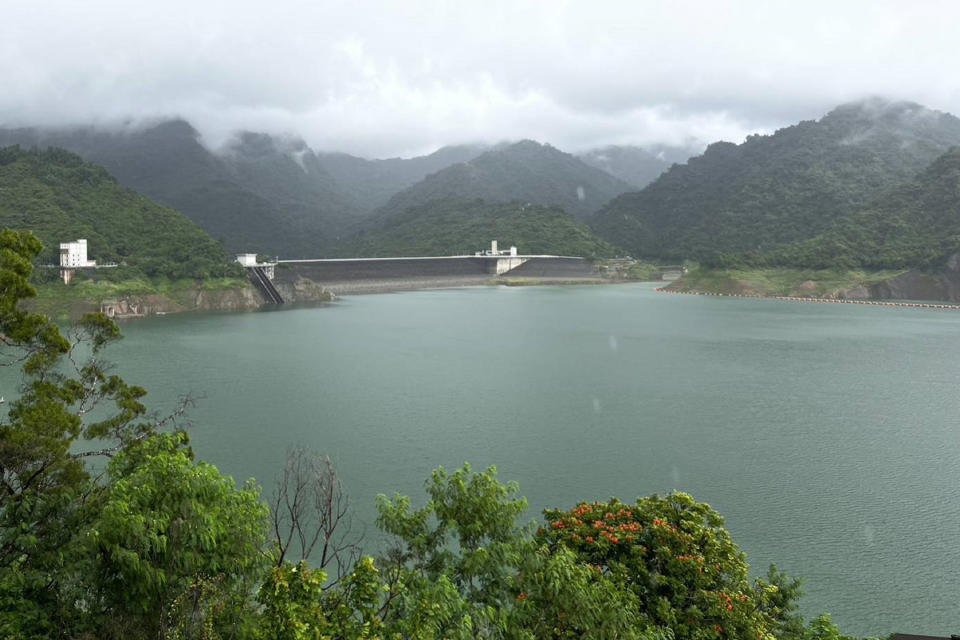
315 144 487 211
0 146 235 278
341 199 619 259
577 144 695 188
0 121 358 256
591 99 960 261
373 140 634 223
0 122 500 257
750 146 960 270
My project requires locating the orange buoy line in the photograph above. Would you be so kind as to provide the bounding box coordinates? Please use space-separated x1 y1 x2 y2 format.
653 288 960 310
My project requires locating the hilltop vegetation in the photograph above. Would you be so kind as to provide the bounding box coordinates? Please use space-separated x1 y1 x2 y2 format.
0 123 491 256
342 199 620 259
739 146 960 271
0 146 238 279
0 122 362 256
316 144 487 211
592 99 960 261
374 140 633 223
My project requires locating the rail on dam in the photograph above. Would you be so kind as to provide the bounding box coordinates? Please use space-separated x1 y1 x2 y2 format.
250 266 284 303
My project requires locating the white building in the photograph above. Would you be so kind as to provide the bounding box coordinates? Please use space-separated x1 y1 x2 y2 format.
59 239 96 268
236 253 259 267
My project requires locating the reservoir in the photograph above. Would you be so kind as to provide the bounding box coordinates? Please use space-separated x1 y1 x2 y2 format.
103 283 958 636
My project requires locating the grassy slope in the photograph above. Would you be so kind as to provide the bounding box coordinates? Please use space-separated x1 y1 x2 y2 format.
670 267 908 296
27 274 249 319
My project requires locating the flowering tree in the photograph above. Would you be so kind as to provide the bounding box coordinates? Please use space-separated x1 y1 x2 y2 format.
539 493 778 640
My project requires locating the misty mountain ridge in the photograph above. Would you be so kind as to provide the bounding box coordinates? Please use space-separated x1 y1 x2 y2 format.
372 140 634 226
0 121 492 256
591 98 960 261
577 144 698 188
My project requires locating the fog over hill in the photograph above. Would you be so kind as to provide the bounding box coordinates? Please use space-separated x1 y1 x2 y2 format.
0 121 659 256
591 99 960 261
577 144 699 189
373 140 634 224
0 123 491 256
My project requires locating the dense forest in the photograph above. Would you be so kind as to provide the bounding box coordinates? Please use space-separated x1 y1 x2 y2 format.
340 199 620 259
0 230 879 639
0 146 238 279
712 147 960 271
590 99 960 261
372 141 632 224
0 123 361 257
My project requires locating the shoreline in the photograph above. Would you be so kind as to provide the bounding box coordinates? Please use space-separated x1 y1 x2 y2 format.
655 287 960 310
35 275 646 321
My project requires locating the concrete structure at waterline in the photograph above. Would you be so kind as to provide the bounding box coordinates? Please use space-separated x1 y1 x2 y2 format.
268 241 596 298
236 253 283 303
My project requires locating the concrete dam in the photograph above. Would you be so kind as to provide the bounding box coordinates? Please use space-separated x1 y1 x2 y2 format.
259 254 596 298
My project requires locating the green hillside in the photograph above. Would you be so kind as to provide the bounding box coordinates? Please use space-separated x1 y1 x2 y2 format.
374 140 633 223
752 146 960 270
0 124 495 257
0 145 237 279
341 199 619 259
592 99 960 261
316 144 487 211
0 123 358 256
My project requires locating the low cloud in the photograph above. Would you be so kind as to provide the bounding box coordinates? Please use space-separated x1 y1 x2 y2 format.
2 0 959 157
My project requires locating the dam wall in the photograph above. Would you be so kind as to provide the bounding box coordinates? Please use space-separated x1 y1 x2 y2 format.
274 256 598 295
501 257 596 278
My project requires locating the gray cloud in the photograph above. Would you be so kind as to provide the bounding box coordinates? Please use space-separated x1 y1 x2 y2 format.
2 0 959 157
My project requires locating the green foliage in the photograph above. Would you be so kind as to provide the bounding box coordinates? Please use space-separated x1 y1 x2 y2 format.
592 100 960 262
0 229 262 639
87 431 267 634
257 558 385 640
342 199 620 259
0 145 240 279
540 494 779 639
754 147 960 271
376 464 671 639
375 140 633 222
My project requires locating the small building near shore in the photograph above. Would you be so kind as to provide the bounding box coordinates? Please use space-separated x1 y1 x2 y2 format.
236 253 277 280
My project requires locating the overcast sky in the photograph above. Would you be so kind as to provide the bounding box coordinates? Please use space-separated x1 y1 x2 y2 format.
3 0 959 158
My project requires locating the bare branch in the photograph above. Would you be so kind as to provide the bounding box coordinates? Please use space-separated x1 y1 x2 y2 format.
270 447 364 585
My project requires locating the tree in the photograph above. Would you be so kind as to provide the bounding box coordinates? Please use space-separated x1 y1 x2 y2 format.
270 447 363 585
539 493 780 639
375 463 671 639
86 431 268 638
0 229 262 638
